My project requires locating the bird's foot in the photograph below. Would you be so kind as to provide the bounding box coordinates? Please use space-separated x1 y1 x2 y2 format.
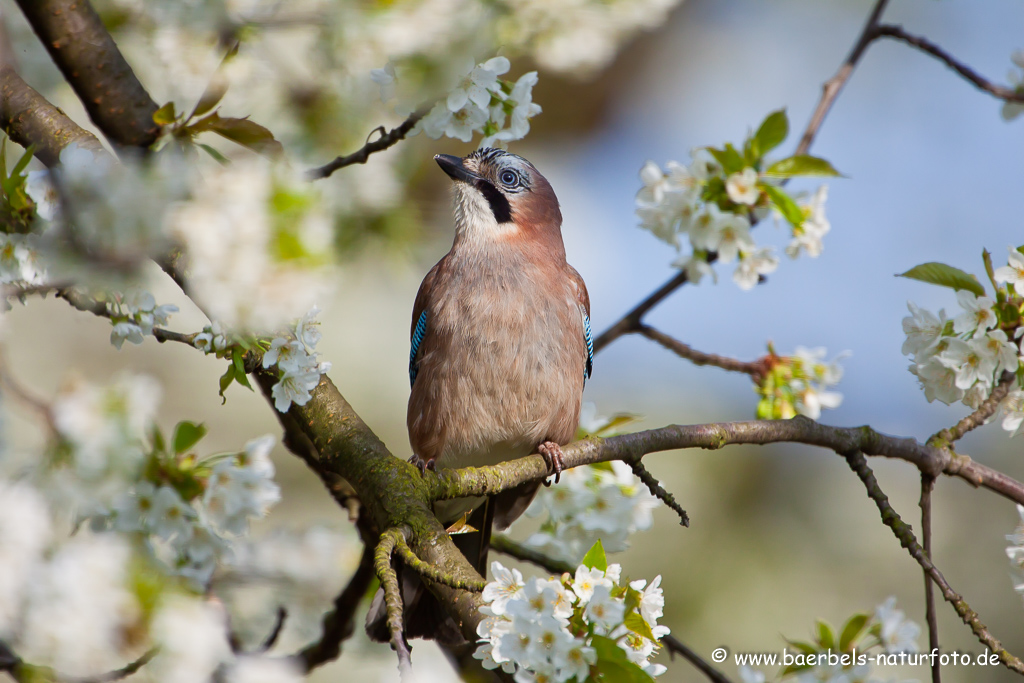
409 453 436 475
537 441 565 485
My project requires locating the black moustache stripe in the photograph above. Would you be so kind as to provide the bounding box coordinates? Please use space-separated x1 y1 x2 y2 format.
476 179 512 224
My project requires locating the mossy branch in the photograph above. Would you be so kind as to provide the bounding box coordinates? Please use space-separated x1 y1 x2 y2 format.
374 528 412 676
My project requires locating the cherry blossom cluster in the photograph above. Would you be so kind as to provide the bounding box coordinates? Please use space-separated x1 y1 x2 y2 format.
376 56 542 147
901 248 1024 436
739 597 920 683
106 288 180 349
523 459 658 564
262 307 332 413
635 110 837 290
755 346 846 420
474 545 668 682
0 233 46 286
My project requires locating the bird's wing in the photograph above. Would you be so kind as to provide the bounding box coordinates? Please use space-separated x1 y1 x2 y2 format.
409 263 441 387
566 265 593 381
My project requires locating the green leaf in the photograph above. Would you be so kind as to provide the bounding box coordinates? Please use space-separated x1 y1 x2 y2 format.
11 145 35 179
705 144 744 175
753 109 789 157
839 613 870 651
591 635 655 683
897 262 985 297
764 154 841 178
581 539 607 572
624 611 656 642
232 348 253 390
815 620 836 650
150 425 166 454
218 364 235 404
190 80 228 120
784 639 817 656
172 421 207 455
761 184 804 228
201 114 283 156
153 102 177 126
197 143 230 166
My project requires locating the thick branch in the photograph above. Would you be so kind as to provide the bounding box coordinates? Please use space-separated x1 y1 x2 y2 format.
0 66 105 166
437 417 1024 507
845 451 1024 675
307 107 429 181
375 528 413 675
876 25 1024 104
15 0 160 148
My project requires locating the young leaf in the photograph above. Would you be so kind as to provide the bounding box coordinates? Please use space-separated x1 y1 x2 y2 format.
897 262 985 297
198 143 230 166
190 80 228 120
761 184 804 228
208 115 284 157
705 145 744 175
218 364 235 403
11 145 36 179
764 155 841 178
153 102 177 126
232 348 253 390
753 109 788 157
839 613 869 651
624 611 657 642
172 421 208 455
581 539 608 572
815 620 836 650
590 635 655 683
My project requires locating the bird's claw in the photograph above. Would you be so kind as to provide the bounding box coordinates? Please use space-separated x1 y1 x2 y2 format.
409 454 436 475
537 441 565 485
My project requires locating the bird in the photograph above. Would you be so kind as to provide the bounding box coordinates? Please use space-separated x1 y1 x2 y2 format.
366 147 593 644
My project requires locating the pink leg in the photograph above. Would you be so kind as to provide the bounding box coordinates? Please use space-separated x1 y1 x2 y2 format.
537 441 565 485
409 453 436 475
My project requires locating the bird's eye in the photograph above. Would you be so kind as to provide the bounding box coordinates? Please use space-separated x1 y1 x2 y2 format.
499 170 519 186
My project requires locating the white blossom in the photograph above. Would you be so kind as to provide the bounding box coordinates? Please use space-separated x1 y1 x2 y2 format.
447 57 509 112
733 247 778 290
937 338 997 390
952 290 998 338
874 597 920 655
582 585 624 635
629 575 664 625
786 185 830 259
901 302 946 358
482 562 525 615
483 71 543 146
994 247 1024 288
151 595 232 683
203 435 281 535
1002 389 1024 437
725 167 760 205
911 355 964 405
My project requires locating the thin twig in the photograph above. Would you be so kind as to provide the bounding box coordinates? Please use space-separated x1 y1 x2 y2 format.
844 450 1024 675
394 534 488 591
933 372 1016 444
920 474 941 683
490 534 574 575
68 649 158 683
56 287 199 346
307 106 430 181
0 352 56 432
296 543 375 671
630 460 689 527
257 608 288 653
876 25 1024 104
661 635 734 683
794 0 890 155
374 529 413 677
593 270 689 354
635 324 770 382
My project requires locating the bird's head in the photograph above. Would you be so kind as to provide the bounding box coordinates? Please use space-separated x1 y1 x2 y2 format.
434 148 562 249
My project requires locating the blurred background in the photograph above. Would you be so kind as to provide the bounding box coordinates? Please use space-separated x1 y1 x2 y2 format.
3 0 1024 681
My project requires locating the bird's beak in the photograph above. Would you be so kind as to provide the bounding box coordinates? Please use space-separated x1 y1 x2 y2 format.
434 154 481 184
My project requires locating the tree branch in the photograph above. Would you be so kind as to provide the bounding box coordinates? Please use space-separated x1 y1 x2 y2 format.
436 417 1024 508
0 66 106 166
661 636 734 683
794 0 890 155
15 0 160 148
630 460 688 527
845 450 1023 675
593 270 689 353
307 107 430 181
933 371 1016 445
876 24 1024 104
635 324 769 381
375 528 413 676
920 474 941 683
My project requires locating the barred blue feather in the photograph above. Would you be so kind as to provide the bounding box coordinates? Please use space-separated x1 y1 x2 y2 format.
583 310 594 381
409 310 428 386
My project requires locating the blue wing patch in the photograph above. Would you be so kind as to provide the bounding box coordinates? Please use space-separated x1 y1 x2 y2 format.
409 310 428 387
583 310 594 382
